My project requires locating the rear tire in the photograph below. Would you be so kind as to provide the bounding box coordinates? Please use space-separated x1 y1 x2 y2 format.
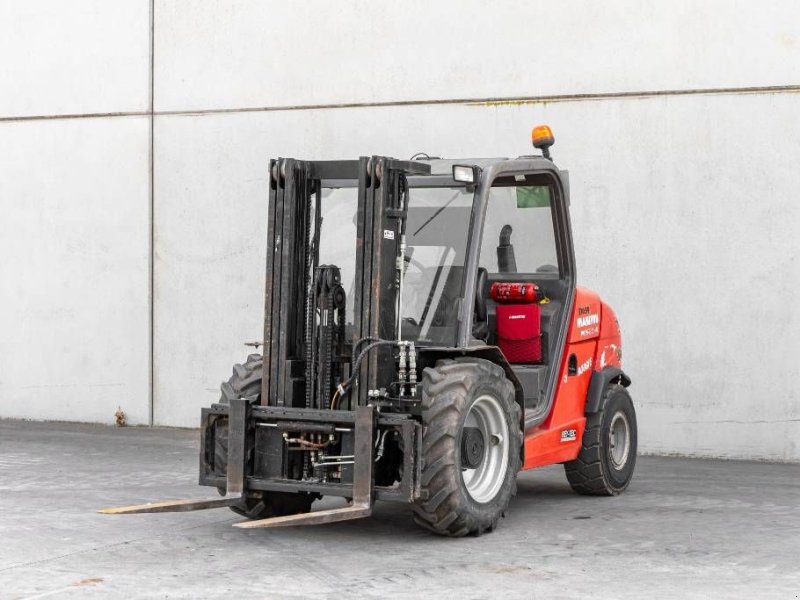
413 358 522 537
215 354 315 519
564 384 637 495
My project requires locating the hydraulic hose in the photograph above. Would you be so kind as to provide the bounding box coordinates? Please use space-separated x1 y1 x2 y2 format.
332 339 403 408
351 336 380 366
397 176 410 341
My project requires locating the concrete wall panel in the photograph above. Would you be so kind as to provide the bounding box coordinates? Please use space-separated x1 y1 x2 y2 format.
0 1 150 118
152 115 268 426
3 1 796 460
155 0 800 112
0 117 150 425
152 91 800 460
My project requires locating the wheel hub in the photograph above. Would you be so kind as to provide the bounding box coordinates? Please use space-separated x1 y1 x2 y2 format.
460 394 510 503
461 427 485 469
609 411 631 470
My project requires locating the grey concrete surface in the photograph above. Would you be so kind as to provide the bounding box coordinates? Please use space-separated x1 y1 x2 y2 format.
1 419 798 599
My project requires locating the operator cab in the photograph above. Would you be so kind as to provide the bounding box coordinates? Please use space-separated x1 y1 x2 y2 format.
402 130 574 424
313 130 574 427
470 169 571 415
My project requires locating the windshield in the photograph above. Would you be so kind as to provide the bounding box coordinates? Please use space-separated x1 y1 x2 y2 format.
400 186 473 345
317 184 473 346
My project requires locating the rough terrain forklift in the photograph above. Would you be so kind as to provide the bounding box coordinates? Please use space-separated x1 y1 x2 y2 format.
104 126 637 536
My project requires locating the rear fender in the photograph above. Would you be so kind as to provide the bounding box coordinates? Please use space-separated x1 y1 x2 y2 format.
417 346 525 459
584 366 631 414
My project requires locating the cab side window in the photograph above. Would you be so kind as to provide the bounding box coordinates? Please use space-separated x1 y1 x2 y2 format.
479 185 559 275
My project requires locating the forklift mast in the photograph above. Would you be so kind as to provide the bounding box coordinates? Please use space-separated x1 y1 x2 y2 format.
262 157 430 412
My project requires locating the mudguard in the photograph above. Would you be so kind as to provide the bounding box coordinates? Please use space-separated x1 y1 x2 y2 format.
584 366 631 414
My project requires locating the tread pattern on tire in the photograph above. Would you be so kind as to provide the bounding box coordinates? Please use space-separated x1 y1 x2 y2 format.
412 357 522 537
564 383 634 496
215 354 263 474
220 353 263 403
215 354 313 519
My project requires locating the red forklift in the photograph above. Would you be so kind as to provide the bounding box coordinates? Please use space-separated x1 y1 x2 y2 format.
104 126 636 536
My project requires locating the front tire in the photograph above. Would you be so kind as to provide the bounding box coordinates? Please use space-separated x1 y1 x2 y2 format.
215 354 315 519
564 384 637 495
413 358 522 537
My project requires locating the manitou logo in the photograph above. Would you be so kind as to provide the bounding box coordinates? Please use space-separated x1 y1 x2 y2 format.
508 314 526 320
576 357 592 376
576 314 599 328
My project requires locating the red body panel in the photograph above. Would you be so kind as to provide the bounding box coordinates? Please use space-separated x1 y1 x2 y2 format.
521 287 622 470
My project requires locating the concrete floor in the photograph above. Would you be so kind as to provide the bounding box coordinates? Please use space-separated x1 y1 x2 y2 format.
0 420 798 600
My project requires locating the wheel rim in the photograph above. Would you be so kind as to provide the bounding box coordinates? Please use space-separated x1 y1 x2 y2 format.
608 411 631 469
461 394 509 503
